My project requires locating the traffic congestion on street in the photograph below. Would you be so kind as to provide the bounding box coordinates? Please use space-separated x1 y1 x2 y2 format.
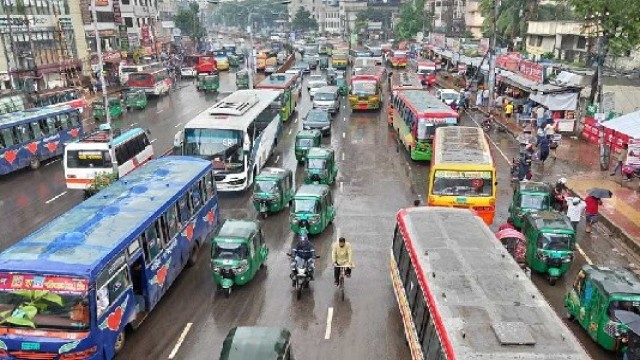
1 29 640 360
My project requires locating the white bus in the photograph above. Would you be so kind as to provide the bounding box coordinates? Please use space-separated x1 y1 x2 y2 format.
174 89 282 192
119 62 162 85
63 128 154 191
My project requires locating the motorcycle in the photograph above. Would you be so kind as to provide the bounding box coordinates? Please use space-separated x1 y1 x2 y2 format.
482 119 493 133
287 247 319 300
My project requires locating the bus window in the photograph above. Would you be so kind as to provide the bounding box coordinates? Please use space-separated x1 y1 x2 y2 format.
13 124 31 144
191 182 203 211
0 128 15 147
165 204 180 239
30 121 43 139
177 194 191 223
96 267 130 317
204 172 214 201
70 111 81 127
142 222 162 262
58 113 70 130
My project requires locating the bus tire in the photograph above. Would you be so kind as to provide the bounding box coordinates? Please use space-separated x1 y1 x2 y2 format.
29 157 40 170
114 330 126 353
187 244 199 267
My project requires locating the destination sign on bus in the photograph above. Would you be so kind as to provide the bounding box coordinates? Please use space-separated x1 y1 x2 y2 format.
421 117 458 124
436 170 492 179
77 151 104 160
0 273 89 293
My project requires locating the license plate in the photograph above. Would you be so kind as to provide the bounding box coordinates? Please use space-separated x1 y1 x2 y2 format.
21 342 40 351
359 104 368 109
455 197 467 204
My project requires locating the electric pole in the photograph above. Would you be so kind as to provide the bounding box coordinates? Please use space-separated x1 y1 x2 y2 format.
487 0 498 113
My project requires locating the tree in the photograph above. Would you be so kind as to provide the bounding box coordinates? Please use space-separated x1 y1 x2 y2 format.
396 0 430 40
174 2 206 40
354 8 393 34
291 7 318 32
210 0 287 30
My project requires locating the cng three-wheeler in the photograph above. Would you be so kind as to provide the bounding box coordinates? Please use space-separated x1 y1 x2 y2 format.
508 181 552 230
289 184 335 235
294 130 322 163
252 167 294 219
304 147 338 185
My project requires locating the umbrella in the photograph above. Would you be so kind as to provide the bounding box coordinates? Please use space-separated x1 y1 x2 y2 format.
614 310 640 335
587 188 613 199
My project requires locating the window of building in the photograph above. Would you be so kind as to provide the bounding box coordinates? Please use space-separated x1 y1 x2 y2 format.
122 0 130 4
536 36 542 47
576 37 586 50
124 17 134 27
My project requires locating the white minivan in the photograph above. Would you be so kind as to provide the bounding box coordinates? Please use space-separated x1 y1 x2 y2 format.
312 86 340 114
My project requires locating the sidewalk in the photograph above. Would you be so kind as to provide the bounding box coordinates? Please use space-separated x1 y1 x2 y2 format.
436 73 640 250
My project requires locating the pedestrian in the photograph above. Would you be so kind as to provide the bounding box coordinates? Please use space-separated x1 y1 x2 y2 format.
566 197 586 232
584 195 603 233
537 134 550 163
482 87 490 106
475 89 483 108
505 101 514 119
518 145 534 181
535 105 545 129
610 143 629 176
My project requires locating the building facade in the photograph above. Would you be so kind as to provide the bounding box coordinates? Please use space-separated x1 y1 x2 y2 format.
427 0 482 38
0 0 89 90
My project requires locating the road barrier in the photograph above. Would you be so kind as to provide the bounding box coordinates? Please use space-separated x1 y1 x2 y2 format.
277 54 295 73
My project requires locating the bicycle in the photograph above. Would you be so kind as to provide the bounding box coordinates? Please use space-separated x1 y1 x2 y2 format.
335 265 351 301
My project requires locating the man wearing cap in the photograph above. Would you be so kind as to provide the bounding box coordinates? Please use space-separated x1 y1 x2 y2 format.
566 197 587 232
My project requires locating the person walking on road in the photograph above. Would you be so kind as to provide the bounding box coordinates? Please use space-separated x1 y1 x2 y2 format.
504 101 514 119
566 197 586 232
584 195 603 233
537 134 550 164
610 143 629 176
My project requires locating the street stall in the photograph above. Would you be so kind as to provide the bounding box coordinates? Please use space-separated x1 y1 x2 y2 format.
529 83 580 133
599 110 640 154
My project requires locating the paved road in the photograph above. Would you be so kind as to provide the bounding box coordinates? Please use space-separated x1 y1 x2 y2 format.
0 64 633 359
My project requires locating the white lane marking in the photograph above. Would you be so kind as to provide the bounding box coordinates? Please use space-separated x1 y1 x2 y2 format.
168 322 193 359
324 307 334 340
294 117 298 123
174 122 183 128
275 155 280 163
576 244 593 265
45 191 67 204
130 122 138 127
44 158 61 167
288 129 292 135
342 132 345 139
341 152 345 161
157 109 164 114
339 181 344 192
343 116 346 122
468 114 510 164
151 138 157 143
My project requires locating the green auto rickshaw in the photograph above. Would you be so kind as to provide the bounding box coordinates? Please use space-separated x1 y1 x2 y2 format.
508 181 552 230
295 130 322 163
289 184 335 235
219 327 294 360
93 98 123 122
228 54 239 67
565 265 640 352
197 74 220 92
210 219 269 298
236 70 250 90
92 100 106 122
252 167 294 218
336 75 348 96
319 56 329 70
522 211 576 285
124 89 148 110
304 147 338 185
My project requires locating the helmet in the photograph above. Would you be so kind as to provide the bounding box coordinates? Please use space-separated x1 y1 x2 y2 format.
558 178 567 185
572 197 580 205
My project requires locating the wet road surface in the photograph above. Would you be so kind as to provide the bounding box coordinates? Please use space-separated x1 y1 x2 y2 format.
0 65 633 359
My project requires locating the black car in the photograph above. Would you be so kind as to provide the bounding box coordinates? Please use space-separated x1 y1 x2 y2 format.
302 109 332 136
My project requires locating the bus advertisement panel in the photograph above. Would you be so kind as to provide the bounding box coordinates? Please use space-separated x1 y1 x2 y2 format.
390 207 590 360
428 126 496 224
416 61 437 86
255 73 300 122
348 67 385 111
126 69 172 96
390 90 458 161
0 157 220 360
0 105 83 175
175 89 282 192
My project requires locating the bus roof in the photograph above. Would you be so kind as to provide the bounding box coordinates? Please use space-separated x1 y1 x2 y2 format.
0 105 75 130
67 128 146 148
391 73 423 91
352 67 385 81
433 126 493 166
397 207 590 359
0 156 211 278
256 73 297 89
185 89 281 131
398 90 458 116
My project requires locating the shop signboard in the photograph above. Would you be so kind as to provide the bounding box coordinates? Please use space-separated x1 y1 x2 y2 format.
518 60 544 83
0 15 72 32
95 0 109 6
128 34 139 47
430 33 445 48
626 139 640 166
496 52 521 72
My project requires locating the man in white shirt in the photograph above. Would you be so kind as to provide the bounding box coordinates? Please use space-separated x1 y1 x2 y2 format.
536 106 545 128
566 197 586 232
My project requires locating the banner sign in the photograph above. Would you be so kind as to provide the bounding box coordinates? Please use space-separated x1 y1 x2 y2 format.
627 139 640 166
0 273 88 294
429 33 445 48
113 0 122 24
497 52 545 84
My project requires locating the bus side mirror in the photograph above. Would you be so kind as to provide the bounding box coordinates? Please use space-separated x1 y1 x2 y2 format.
173 130 183 155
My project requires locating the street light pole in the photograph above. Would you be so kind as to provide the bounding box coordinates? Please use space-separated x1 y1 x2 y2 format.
248 12 255 89
91 0 118 173
487 0 498 113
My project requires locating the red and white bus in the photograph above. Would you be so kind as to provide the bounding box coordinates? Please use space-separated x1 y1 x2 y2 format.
126 69 172 96
184 54 218 75
32 87 87 113
417 61 437 87
391 207 590 359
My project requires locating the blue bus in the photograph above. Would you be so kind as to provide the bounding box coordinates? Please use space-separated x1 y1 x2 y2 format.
0 156 220 359
0 105 83 175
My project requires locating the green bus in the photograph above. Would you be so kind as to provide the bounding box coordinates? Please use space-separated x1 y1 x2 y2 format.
255 73 301 122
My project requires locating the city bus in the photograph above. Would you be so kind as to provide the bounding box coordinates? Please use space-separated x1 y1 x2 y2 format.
119 62 162 85
256 50 277 71
32 87 87 113
348 66 385 111
331 50 348 70
255 73 300 122
390 90 458 161
428 126 496 224
0 156 220 359
0 105 83 175
63 128 154 191
184 54 218 74
174 89 282 192
126 68 172 96
390 72 423 93
390 207 590 360
417 61 437 87
389 50 408 68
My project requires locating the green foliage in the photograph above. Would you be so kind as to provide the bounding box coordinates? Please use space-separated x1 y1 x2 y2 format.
354 8 393 33
541 51 555 60
0 291 64 329
570 0 640 57
86 172 118 197
210 0 287 30
292 7 318 32
174 2 206 40
396 0 430 40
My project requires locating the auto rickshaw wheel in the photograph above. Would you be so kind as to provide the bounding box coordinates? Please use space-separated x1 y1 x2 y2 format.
126 106 131 111
113 330 126 353
29 157 40 170
261 212 268 219
549 276 558 286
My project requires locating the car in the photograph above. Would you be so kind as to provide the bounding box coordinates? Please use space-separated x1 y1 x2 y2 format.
308 81 328 99
302 109 332 135
180 67 197 78
292 62 310 75
437 88 460 106
307 74 327 90
312 86 340 114
265 65 277 75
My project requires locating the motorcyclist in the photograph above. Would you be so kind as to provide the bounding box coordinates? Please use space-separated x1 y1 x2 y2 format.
482 114 494 130
290 224 315 285
332 237 353 286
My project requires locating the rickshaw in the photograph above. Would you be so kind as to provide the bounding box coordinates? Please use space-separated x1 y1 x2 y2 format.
565 265 640 352
252 167 294 218
228 54 239 67
522 211 576 285
93 98 123 122
319 56 329 70
197 74 220 92
210 219 269 298
289 184 335 235
219 327 294 360
495 228 527 271
235 70 249 90
336 74 348 96
124 89 148 110
508 181 552 230
304 147 338 185
294 130 322 163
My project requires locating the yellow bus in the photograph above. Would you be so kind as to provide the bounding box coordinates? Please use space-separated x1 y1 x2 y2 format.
427 126 496 225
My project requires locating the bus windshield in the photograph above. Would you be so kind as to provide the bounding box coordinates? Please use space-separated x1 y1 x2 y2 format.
352 81 377 95
432 170 493 196
66 150 112 168
183 128 244 173
0 290 89 330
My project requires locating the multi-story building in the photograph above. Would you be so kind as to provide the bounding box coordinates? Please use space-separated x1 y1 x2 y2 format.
427 0 483 38
0 0 89 90
339 0 366 38
289 0 325 31
324 6 341 35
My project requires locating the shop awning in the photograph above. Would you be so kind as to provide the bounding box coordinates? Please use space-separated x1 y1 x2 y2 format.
497 70 537 91
602 111 640 139
529 91 578 111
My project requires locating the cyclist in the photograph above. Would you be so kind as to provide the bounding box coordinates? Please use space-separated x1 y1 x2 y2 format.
332 237 353 286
